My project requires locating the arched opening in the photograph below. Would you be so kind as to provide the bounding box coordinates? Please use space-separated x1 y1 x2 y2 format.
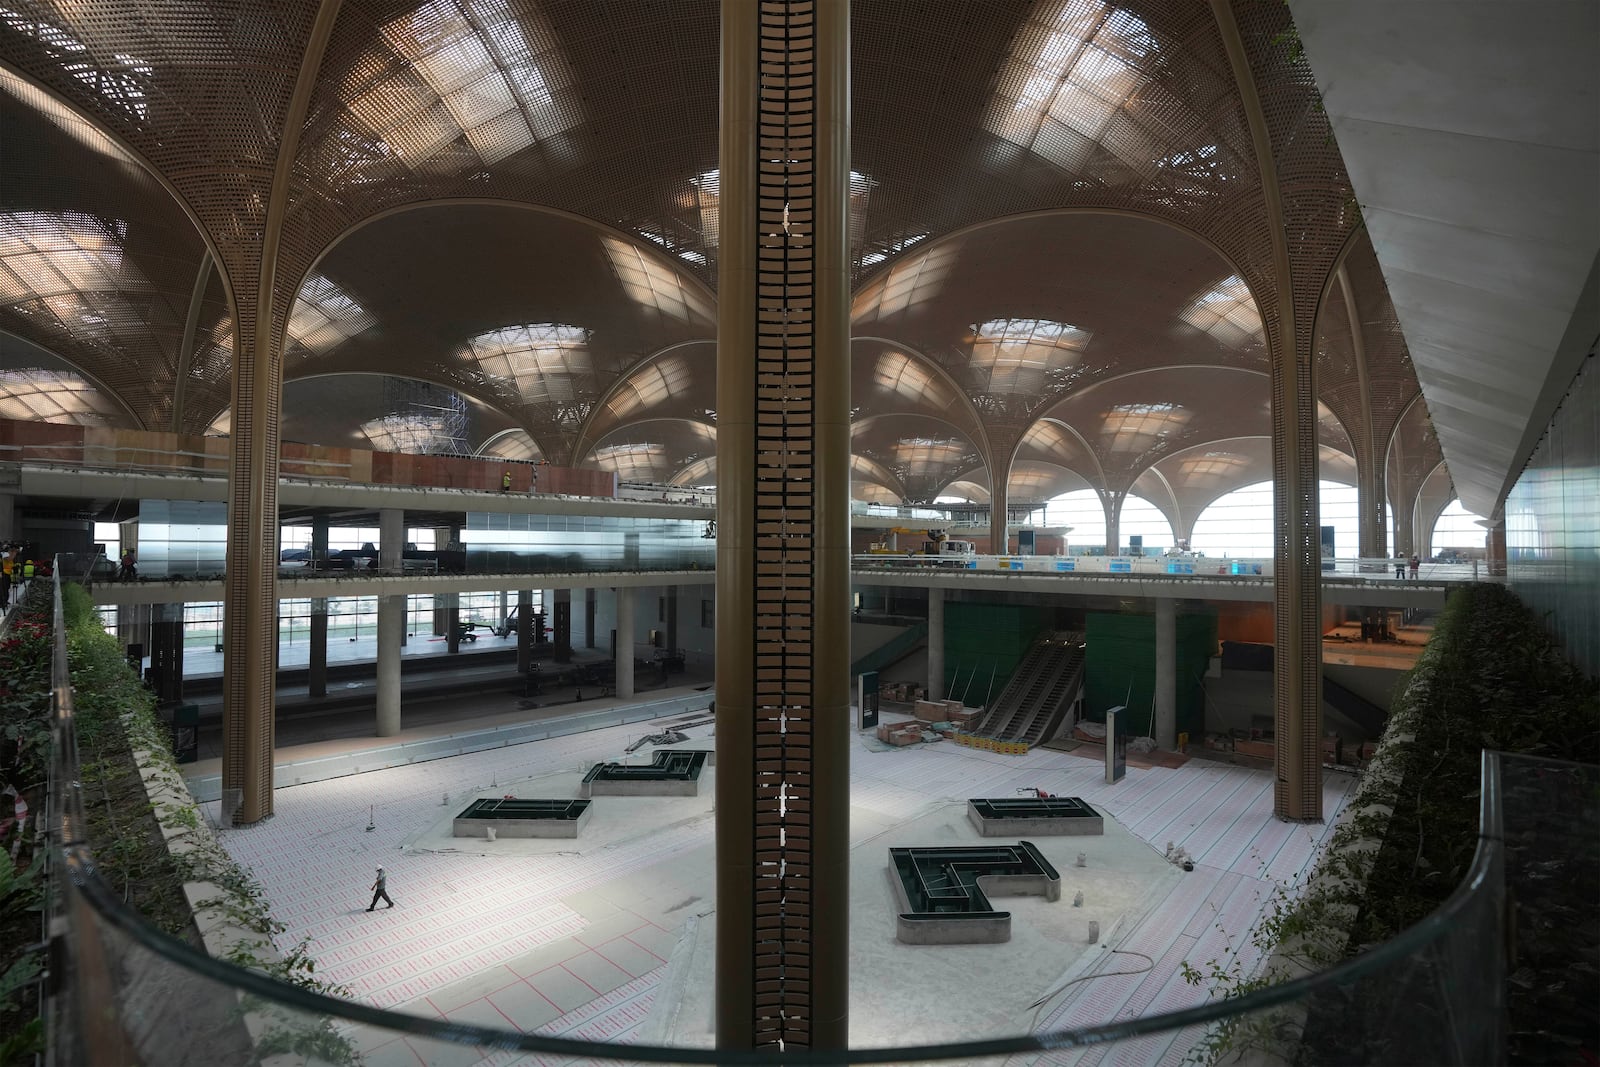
1190 480 1360 558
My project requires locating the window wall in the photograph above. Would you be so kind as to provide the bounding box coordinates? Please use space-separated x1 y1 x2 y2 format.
1031 490 1173 555
1190 480 1359 558
1430 500 1488 559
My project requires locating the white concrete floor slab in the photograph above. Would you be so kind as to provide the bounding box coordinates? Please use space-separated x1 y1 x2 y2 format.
210 715 1355 1065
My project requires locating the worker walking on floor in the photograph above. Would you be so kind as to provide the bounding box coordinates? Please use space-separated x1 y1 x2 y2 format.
367 865 394 911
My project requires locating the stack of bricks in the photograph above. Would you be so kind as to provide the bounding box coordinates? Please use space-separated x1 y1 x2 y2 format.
944 707 981 729
875 721 927 747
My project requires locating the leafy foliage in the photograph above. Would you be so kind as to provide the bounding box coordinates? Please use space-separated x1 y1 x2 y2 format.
1183 583 1599 1065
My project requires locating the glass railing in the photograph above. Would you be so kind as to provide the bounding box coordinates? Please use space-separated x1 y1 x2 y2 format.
43 562 1520 1065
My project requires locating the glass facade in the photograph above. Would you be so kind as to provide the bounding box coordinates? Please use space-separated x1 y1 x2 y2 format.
463 511 713 572
1507 356 1599 678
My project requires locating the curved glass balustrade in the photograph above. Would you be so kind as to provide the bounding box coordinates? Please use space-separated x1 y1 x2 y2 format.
42 568 1519 1065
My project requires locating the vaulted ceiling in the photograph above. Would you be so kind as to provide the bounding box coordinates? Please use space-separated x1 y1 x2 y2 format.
1 0 1484 517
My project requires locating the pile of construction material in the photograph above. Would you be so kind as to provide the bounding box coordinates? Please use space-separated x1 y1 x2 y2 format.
875 719 945 746
913 698 981 729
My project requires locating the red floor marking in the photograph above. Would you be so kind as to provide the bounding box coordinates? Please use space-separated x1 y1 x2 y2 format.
561 962 601 995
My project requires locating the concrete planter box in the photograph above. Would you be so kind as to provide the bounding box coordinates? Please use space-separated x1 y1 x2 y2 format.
578 749 707 798
966 797 1104 837
452 798 592 838
889 842 1060 945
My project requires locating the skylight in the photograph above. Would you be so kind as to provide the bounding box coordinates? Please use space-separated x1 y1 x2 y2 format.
860 232 927 268
601 237 715 324
604 354 698 421
892 437 970 475
1178 451 1250 486
1101 401 1191 452
1179 275 1263 347
286 275 374 351
0 8 150 120
870 351 950 406
0 212 136 302
986 1 1167 172
0 367 122 426
968 318 1092 394
361 412 462 455
346 0 579 168
851 240 960 321
479 429 541 461
592 441 667 481
460 323 591 403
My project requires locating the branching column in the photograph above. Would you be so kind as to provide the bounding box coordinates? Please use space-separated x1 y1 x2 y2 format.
715 0 850 1050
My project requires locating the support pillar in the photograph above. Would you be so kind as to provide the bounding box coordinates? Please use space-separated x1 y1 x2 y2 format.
308 597 328 698
516 589 533 674
1213 0 1321 820
1487 516 1507 578
376 594 403 737
0 491 14 544
615 588 635 700
310 513 329 571
988 481 1009 556
445 593 460 654
1104 491 1123 556
927 588 945 702
585 587 597 649
150 602 185 705
715 0 849 1050
379 508 403 572
1154 597 1176 749
665 585 678 653
552 589 571 663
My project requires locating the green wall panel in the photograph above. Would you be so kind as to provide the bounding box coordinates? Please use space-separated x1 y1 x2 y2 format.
1086 608 1217 738
943 601 1048 702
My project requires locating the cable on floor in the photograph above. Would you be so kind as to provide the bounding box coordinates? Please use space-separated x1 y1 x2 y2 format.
1027 948 1156 1010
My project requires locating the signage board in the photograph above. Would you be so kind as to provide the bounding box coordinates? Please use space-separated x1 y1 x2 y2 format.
858 671 880 730
1105 706 1127 784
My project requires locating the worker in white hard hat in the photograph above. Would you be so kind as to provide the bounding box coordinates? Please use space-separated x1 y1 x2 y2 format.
367 865 394 911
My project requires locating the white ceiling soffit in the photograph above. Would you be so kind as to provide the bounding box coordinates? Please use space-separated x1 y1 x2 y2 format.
1292 0 1599 517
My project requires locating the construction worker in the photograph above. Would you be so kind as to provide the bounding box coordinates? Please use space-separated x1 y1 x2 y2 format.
501 467 512 492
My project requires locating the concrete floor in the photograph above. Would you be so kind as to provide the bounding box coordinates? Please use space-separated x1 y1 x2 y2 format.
207 704 1355 1065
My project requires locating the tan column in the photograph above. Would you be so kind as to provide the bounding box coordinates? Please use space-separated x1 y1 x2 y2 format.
927 587 945 702
714 0 759 1046
615 588 634 700
1213 0 1321 820
379 508 403 572
375 594 403 737
1154 597 1176 749
715 0 850 1050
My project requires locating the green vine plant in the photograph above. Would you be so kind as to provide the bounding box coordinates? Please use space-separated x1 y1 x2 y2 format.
59 584 359 1064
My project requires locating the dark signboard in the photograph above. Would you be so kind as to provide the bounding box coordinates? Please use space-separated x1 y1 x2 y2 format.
1105 706 1127 784
858 671 880 730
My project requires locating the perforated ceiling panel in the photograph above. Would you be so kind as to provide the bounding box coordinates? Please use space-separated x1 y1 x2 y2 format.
0 70 224 432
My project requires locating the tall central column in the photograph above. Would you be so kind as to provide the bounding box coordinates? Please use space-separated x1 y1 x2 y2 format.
715 0 850 1051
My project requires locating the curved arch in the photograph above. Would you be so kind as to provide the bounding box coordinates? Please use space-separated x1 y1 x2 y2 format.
1133 464 1183 541
571 338 718 462
1383 389 1433 472
848 410 983 451
1033 363 1271 409
0 327 148 429
849 453 908 500
670 456 717 488
583 414 718 456
0 61 241 350
289 196 719 339
474 427 541 459
851 206 1263 321
850 335 991 444
1022 416 1109 489
279 366 531 443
